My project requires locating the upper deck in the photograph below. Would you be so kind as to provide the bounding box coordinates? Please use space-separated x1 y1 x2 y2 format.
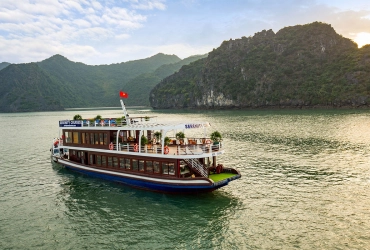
57 117 223 159
59 117 211 131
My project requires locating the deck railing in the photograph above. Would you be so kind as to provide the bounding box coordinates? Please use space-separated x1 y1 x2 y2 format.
114 142 222 156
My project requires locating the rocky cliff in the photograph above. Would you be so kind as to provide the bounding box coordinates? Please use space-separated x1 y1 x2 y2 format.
150 22 370 109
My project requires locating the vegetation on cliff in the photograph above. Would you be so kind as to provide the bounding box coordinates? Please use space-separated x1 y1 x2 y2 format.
150 22 370 109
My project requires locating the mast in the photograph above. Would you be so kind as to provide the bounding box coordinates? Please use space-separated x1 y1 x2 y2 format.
120 99 130 124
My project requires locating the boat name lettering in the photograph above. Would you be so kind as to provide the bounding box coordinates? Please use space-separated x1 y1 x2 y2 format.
185 123 209 129
59 120 82 127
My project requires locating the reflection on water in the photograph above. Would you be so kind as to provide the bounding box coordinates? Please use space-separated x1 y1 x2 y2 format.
53 164 239 249
1 108 370 249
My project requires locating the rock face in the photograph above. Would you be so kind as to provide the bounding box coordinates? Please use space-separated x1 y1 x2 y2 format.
150 22 370 109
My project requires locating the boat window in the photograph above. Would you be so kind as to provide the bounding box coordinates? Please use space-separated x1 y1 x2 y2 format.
162 162 169 175
108 156 113 167
94 133 99 144
119 158 125 169
97 155 102 165
82 133 86 144
168 163 175 175
85 132 90 144
146 161 153 173
65 132 72 143
73 132 80 144
81 152 85 164
103 133 108 145
124 158 131 169
153 161 160 173
99 133 104 145
139 160 144 171
101 156 106 166
113 157 118 168
132 159 138 171
90 133 94 145
90 154 95 165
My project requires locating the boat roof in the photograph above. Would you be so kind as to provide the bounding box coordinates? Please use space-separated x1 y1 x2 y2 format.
59 119 211 131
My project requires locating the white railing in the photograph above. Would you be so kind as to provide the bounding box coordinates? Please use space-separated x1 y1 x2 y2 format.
112 142 222 156
81 119 127 127
176 143 222 155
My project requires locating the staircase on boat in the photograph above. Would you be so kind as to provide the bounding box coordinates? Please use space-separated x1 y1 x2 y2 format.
183 158 208 178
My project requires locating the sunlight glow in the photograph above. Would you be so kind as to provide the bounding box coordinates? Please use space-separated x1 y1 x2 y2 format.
354 32 370 47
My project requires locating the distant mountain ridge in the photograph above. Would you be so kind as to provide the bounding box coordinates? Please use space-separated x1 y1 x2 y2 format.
0 53 204 112
150 22 370 109
0 62 10 71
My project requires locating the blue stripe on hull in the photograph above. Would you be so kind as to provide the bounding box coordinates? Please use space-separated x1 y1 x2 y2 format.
63 164 227 194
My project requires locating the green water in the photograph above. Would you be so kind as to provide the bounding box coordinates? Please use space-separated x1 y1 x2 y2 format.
1 108 370 249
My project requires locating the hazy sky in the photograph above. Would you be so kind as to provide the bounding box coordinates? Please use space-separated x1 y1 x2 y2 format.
0 0 369 65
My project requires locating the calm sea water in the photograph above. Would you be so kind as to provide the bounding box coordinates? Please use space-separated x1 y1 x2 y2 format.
1 108 370 249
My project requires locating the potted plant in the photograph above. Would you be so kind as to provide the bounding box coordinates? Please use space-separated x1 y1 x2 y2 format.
164 136 171 146
141 135 148 146
210 131 222 145
154 131 162 144
116 117 122 126
73 114 82 120
176 131 185 144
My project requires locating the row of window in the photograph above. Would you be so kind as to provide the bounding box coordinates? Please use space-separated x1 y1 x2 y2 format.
65 131 109 145
70 150 176 175
64 130 139 146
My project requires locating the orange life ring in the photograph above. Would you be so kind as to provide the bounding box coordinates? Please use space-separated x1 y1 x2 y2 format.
134 144 139 152
206 139 211 144
109 143 114 150
164 146 169 154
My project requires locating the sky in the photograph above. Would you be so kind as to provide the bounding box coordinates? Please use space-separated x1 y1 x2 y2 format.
0 0 370 65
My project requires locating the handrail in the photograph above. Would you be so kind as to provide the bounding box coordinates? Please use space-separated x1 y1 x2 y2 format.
183 158 208 177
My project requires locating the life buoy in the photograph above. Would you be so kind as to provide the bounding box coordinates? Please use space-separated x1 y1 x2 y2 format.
134 143 139 152
206 139 211 144
164 146 169 154
109 143 114 150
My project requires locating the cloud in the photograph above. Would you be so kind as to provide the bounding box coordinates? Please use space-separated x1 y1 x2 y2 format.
1 0 370 65
0 0 161 63
125 0 166 10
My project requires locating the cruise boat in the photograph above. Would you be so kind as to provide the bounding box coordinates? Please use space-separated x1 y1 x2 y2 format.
50 93 241 194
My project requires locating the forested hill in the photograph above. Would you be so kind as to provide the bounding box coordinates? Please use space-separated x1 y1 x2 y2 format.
120 54 207 106
150 22 370 109
0 53 201 112
0 63 64 112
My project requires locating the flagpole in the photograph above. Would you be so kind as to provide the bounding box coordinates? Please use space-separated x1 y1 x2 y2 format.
120 99 130 124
